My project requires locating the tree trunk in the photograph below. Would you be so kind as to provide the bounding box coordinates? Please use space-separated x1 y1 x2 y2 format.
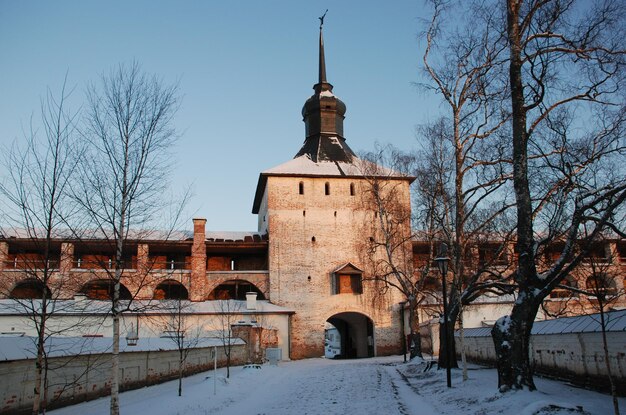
599 305 620 415
226 352 230 378
491 293 540 391
110 310 120 415
408 298 422 359
437 319 458 369
178 352 183 397
32 317 46 415
459 307 468 381
438 290 460 369
493 0 541 391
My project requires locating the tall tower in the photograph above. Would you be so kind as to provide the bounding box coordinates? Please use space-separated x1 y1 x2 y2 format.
252 20 410 359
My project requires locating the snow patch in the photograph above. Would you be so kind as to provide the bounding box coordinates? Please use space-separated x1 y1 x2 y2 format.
495 315 511 335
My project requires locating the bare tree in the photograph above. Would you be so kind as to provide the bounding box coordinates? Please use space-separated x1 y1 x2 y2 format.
575 234 623 415
358 146 426 358
0 77 84 414
72 61 183 415
211 300 242 378
159 298 202 397
420 0 517 371
492 0 626 392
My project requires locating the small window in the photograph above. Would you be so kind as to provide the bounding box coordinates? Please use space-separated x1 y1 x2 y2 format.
350 183 355 196
299 181 304 195
325 182 330 195
312 236 316 243
230 259 236 271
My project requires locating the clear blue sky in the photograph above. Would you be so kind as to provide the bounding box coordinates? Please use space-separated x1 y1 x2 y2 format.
0 1 441 232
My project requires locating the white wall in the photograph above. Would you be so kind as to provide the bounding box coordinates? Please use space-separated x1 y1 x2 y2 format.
0 342 246 414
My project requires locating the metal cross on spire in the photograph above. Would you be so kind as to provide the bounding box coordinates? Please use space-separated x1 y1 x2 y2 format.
319 9 328 29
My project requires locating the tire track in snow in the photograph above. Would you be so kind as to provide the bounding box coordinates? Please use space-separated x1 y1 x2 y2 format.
385 367 410 415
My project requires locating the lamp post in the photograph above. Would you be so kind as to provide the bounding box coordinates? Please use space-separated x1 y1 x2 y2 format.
434 242 452 388
399 301 407 363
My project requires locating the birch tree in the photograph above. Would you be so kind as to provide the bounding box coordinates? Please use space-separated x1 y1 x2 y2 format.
0 78 83 414
212 300 242 378
73 62 181 415
160 299 202 397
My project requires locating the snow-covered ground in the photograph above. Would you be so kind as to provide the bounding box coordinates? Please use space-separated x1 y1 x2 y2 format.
48 356 623 415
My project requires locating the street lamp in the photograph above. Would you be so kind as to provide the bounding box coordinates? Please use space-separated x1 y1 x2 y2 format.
434 242 452 388
125 324 139 347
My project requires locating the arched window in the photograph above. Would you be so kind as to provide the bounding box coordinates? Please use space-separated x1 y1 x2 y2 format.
10 279 51 299
550 275 579 298
325 182 330 196
299 181 304 195
585 274 617 297
154 280 189 300
80 280 131 300
350 183 355 196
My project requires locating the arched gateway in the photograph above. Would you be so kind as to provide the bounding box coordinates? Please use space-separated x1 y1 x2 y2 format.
326 312 374 359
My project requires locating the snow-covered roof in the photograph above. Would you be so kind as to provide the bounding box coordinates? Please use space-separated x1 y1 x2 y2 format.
262 153 405 178
0 336 244 361
0 229 267 244
0 227 193 241
0 299 295 316
205 231 266 242
459 309 626 338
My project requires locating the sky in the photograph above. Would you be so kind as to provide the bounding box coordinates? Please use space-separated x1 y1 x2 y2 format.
0 1 441 232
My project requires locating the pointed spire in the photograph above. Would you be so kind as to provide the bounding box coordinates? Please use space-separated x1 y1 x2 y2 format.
318 13 327 84
298 10 352 162
314 10 332 94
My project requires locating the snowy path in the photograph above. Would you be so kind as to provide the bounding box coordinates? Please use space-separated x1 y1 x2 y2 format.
48 356 435 415
211 357 429 415
48 355 622 415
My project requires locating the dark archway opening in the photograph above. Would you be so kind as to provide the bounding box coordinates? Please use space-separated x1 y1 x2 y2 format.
207 279 266 300
80 280 131 300
154 280 189 300
326 312 374 359
10 279 51 299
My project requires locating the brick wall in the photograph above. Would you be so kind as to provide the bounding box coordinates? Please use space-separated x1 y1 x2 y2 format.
262 176 410 359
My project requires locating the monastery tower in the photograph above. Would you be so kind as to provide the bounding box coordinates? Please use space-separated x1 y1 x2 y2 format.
252 22 412 359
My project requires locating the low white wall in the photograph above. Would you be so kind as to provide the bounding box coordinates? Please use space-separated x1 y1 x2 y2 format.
457 331 626 393
0 342 246 414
